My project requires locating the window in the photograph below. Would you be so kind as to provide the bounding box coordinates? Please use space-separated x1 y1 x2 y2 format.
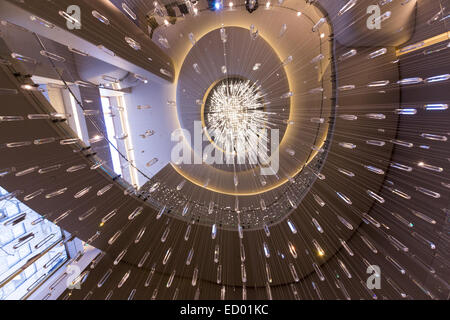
101 96 123 176
0 186 69 300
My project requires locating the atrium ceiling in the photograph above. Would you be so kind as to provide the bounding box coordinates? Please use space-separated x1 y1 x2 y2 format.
0 0 448 300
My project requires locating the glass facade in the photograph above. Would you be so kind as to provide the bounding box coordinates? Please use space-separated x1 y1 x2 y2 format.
0 186 68 300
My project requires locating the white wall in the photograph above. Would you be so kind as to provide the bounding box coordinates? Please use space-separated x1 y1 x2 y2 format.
121 80 178 187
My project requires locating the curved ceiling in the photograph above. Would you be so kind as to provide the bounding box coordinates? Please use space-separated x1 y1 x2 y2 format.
173 24 327 195
0 0 448 300
143 4 336 228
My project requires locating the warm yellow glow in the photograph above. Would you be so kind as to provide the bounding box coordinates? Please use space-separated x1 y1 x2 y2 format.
171 134 327 196
396 32 450 56
169 11 332 196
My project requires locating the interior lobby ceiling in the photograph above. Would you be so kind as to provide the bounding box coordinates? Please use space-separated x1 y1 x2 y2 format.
141 3 336 228
0 0 448 301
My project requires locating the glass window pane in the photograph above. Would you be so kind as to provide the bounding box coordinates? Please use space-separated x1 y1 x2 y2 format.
0 186 69 300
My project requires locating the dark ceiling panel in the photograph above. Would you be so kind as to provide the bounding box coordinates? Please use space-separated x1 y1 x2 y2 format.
5 0 174 82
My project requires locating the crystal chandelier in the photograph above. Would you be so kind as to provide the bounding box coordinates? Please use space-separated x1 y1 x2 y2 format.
206 79 271 156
